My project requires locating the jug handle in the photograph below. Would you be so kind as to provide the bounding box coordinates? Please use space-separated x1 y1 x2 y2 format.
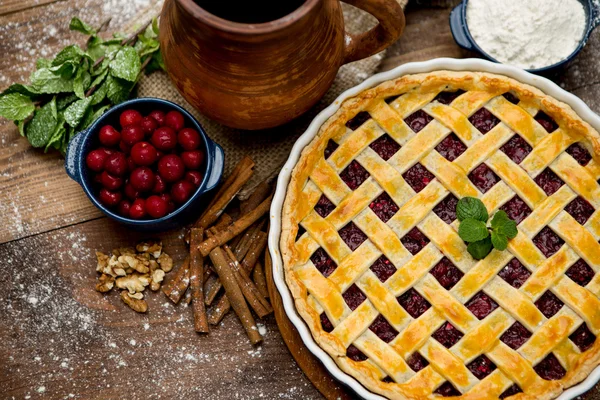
341 0 405 64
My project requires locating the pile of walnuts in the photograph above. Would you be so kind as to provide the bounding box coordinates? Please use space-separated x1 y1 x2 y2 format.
95 241 173 312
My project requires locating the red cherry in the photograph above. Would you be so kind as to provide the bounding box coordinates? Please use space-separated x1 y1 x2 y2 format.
104 152 128 176
158 193 176 213
127 157 137 173
171 180 195 204
99 125 121 147
131 141 158 166
178 128 201 150
181 150 204 170
165 110 185 131
124 182 140 200
185 170 203 187
93 173 103 185
151 127 177 151
117 199 131 218
99 147 115 157
152 174 167 194
100 171 123 190
98 188 122 207
140 116 158 135
119 140 131 154
158 154 185 183
120 109 143 127
149 110 166 126
86 149 108 172
146 195 168 218
129 198 147 219
121 125 145 146
130 167 156 192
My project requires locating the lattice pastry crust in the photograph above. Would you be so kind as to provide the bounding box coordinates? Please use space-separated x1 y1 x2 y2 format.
280 71 600 399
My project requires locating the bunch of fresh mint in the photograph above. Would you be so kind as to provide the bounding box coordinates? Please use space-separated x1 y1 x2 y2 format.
0 17 164 154
456 197 518 260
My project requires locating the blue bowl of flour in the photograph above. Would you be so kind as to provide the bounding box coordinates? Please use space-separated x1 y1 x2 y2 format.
449 0 600 74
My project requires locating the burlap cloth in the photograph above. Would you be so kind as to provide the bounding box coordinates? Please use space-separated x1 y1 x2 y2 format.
138 1 408 188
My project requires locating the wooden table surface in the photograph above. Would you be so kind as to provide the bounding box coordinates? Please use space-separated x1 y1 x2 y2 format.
2 1 600 399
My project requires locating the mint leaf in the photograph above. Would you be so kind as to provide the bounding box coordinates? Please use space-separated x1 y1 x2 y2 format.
69 17 96 35
36 58 52 69
90 81 108 105
1 83 39 97
152 17 159 35
30 68 73 94
456 197 488 222
145 51 165 74
467 237 493 260
0 93 35 121
64 98 92 127
491 231 508 251
17 120 26 137
106 75 134 104
45 115 66 153
73 68 91 99
56 93 79 110
458 218 489 242
26 97 57 148
52 45 84 67
109 47 141 82
491 210 518 239
80 104 110 130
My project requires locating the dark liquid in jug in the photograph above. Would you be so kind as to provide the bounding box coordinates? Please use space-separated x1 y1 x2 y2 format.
195 0 306 24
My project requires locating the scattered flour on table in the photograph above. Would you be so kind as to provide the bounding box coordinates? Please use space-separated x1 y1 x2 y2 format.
466 0 586 69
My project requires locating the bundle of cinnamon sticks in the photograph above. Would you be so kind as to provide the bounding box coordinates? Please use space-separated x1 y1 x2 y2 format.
162 156 274 344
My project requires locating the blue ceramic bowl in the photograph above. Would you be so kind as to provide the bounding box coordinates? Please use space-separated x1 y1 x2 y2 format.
450 0 600 74
65 98 224 231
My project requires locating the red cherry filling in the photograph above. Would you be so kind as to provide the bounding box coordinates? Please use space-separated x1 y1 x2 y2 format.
434 382 461 397
534 353 566 380
433 194 458 224
295 225 306 241
498 259 531 288
151 127 177 151
434 90 465 105
311 248 337 277
465 292 498 320
346 344 368 362
429 257 463 290
534 111 558 133
99 125 121 147
533 227 564 258
339 160 370 190
500 135 532 164
165 110 185 131
566 259 595 287
564 196 595 225
401 228 429 255
500 322 531 350
469 108 500 134
158 154 185 183
569 323 596 352
534 168 564 196
467 355 496 380
404 110 433 133
370 255 397 283
370 134 400 160
432 322 463 348
469 164 500 193
369 192 399 222
502 92 520 104
342 284 367 310
500 385 523 399
406 352 429 372
368 314 398 343
436 133 467 161
345 111 371 130
397 288 431 318
86 149 108 172
320 313 334 332
130 167 156 192
535 291 564 318
338 222 367 251
566 143 592 166
500 196 531 225
324 139 339 159
403 163 434 193
314 194 336 218
120 109 142 127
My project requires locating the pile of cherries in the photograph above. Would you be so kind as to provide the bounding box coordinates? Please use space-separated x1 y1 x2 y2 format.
85 108 204 219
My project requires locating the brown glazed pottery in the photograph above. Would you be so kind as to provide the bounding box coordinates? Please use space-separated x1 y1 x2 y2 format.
159 0 405 130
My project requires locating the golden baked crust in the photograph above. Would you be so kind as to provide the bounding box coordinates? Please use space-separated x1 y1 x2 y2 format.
280 71 600 399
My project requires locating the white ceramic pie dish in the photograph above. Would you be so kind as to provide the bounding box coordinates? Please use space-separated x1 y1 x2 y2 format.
267 58 600 400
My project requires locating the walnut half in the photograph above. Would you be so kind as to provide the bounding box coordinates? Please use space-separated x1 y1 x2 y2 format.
95 274 115 293
120 290 148 313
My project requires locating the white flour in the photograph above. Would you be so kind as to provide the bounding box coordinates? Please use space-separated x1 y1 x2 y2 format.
466 0 587 69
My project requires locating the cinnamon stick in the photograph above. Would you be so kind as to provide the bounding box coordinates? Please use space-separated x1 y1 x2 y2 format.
199 194 273 257
253 261 269 299
208 294 231 325
162 257 191 304
190 228 208 333
234 220 266 261
240 181 272 214
186 213 233 245
209 247 262 344
240 231 267 274
196 157 255 229
204 274 222 306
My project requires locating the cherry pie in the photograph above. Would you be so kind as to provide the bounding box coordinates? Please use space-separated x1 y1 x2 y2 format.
280 71 600 399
